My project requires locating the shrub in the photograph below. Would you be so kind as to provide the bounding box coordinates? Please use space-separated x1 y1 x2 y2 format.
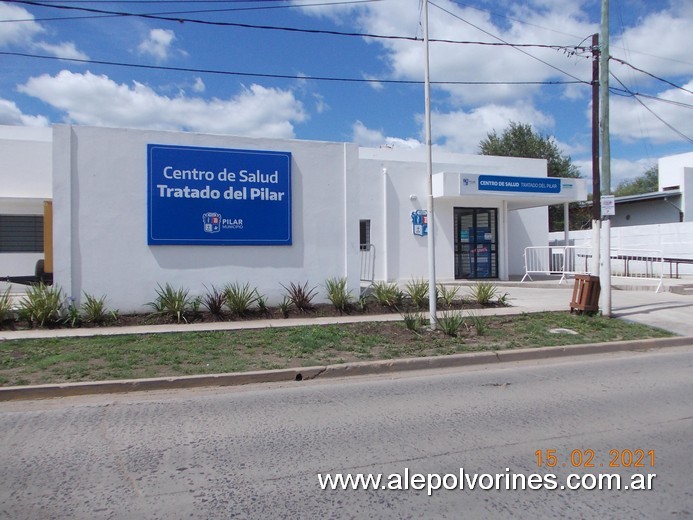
496 292 511 307
437 284 460 308
81 292 115 325
277 296 291 318
402 311 426 334
63 297 81 328
371 281 404 310
437 311 465 337
467 312 488 335
202 285 226 318
468 281 498 305
282 281 318 312
224 282 259 317
356 294 370 313
148 283 192 324
405 278 429 309
190 296 202 321
256 292 270 316
324 277 352 314
19 283 64 328
0 287 13 323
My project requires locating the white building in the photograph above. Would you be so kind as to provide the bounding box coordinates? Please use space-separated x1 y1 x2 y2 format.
605 151 693 228
0 126 52 278
1 124 588 312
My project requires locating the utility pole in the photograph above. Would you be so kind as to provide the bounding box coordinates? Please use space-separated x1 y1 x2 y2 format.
591 34 601 223
590 33 601 278
423 0 438 329
590 34 602 275
600 0 612 316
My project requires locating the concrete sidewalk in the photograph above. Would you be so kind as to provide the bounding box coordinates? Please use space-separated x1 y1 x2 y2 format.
1 279 692 340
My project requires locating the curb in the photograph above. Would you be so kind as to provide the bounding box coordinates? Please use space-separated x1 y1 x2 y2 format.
1 336 690 402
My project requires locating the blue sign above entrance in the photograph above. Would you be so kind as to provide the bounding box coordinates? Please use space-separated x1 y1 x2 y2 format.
147 144 292 245
478 174 561 194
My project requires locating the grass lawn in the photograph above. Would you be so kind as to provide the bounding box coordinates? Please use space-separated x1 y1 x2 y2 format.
0 311 673 386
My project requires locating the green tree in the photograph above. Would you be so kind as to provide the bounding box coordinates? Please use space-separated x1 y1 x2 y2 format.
479 122 581 179
479 122 588 231
613 166 658 197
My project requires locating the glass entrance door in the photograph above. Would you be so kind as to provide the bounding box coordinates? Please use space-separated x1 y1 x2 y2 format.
454 207 498 279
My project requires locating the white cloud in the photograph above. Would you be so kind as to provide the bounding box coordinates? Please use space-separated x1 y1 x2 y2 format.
0 98 49 126
610 157 659 189
138 29 178 61
611 2 693 79
0 2 90 64
572 157 658 192
319 0 597 105
192 77 205 93
35 41 88 61
610 80 693 145
304 0 692 152
362 74 384 91
0 2 44 47
313 93 329 114
18 70 307 138
351 120 422 149
353 102 556 153
432 103 555 153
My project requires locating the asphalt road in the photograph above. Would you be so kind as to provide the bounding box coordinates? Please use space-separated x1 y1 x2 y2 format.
1 346 692 520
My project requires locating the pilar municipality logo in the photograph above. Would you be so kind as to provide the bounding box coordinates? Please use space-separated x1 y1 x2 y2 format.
202 212 221 234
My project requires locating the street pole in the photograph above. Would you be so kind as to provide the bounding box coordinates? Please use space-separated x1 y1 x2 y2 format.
423 0 437 329
591 33 601 278
600 0 612 316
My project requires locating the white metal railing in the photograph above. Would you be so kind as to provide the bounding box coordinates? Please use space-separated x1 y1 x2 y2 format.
521 246 664 292
562 246 593 281
607 248 664 292
521 246 590 283
360 243 376 286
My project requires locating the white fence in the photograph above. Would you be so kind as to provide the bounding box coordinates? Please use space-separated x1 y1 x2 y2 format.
522 245 664 292
549 221 693 277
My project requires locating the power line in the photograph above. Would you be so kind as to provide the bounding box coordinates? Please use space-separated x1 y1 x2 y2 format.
610 56 693 96
2 0 385 22
0 50 588 87
633 93 693 111
429 1 588 84
5 0 590 53
611 72 693 145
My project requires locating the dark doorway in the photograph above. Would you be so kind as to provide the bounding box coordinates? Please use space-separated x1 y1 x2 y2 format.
454 207 498 279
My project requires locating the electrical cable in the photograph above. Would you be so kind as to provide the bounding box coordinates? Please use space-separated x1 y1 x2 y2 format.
611 72 693 145
429 1 587 84
610 56 693 96
2 0 385 22
0 50 588 86
4 0 591 53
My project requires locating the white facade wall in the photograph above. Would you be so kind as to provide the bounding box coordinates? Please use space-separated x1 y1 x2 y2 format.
549 221 693 275
358 148 549 282
659 151 693 222
611 199 681 227
0 126 52 278
1 124 585 309
52 125 360 312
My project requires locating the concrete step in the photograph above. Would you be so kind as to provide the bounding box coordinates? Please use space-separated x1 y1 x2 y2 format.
669 284 693 295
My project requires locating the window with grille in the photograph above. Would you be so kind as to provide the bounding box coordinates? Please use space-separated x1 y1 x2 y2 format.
0 215 44 253
359 220 371 250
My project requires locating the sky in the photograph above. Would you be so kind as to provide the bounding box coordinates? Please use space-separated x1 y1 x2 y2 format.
1 0 692 188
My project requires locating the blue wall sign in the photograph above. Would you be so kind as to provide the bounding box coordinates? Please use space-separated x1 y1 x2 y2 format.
147 144 292 245
478 174 561 194
411 210 428 237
